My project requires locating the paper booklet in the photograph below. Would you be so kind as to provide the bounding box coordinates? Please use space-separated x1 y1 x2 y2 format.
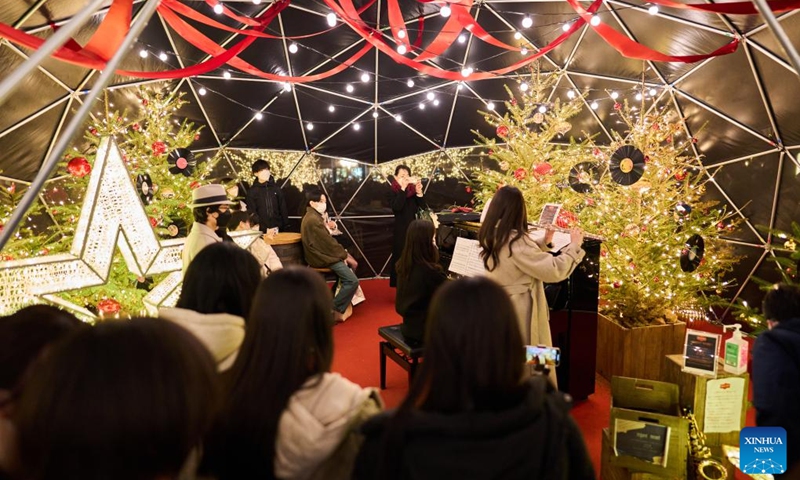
448 237 486 277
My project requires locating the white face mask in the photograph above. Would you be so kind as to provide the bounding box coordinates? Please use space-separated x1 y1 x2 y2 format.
313 202 327 214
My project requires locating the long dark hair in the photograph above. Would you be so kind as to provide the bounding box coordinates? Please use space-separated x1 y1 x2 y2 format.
396 219 441 282
478 186 528 271
203 267 335 479
14 317 220 480
177 242 262 318
379 277 525 477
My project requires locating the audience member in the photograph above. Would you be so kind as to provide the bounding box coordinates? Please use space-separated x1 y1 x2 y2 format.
395 219 446 344
229 211 283 276
353 276 595 480
388 165 426 288
201 267 382 480
183 184 236 272
478 186 584 387
161 242 262 371
0 306 84 480
13 317 220 480
301 190 359 323
245 159 289 233
753 283 800 476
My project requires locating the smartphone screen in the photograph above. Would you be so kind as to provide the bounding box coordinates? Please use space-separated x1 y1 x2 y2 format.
524 345 561 367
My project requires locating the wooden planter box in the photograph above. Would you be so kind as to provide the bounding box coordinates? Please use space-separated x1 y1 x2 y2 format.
596 314 686 382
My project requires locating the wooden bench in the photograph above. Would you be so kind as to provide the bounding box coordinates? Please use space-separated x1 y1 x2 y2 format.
378 324 424 389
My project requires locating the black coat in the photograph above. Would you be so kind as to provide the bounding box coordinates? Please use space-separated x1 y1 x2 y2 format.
352 377 596 480
753 318 800 475
244 176 289 232
395 263 447 343
389 186 427 287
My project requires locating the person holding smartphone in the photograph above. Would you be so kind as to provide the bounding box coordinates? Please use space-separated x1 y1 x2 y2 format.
478 186 585 388
388 165 426 288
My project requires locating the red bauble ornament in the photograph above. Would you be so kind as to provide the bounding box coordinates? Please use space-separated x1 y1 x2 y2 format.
67 157 91 177
8 183 16 194
487 149 494 156
716 222 725 230
97 298 121 315
194 134 200 141
601 249 608 257
613 281 622 289
149 217 158 228
465 186 472 193
674 169 687 181
644 155 650 163
510 98 517 106
614 103 621 110
653 276 660 283
189 181 201 190
691 137 698 144
39 248 49 255
652 123 660 131
556 210 577 229
496 125 509 138
89 128 98 135
142 99 149 106
533 162 553 177
1 254 13 261
151 141 167 156
513 168 527 181
132 123 141 132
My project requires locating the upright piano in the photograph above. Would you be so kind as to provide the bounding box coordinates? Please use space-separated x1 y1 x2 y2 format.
436 214 600 401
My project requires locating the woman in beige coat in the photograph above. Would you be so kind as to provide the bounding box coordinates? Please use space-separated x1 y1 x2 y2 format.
478 187 585 385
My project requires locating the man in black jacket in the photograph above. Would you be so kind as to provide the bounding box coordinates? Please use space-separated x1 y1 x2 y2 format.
245 159 289 233
753 283 800 477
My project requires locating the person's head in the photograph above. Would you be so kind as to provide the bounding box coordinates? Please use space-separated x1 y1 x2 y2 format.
306 189 327 215
229 211 252 231
203 267 334 478
178 242 262 318
14 317 220 480
252 159 271 183
478 186 528 271
219 177 246 200
762 283 800 329
396 220 440 282
190 184 235 230
394 165 411 183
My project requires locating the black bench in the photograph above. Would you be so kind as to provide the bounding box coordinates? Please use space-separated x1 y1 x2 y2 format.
378 324 424 389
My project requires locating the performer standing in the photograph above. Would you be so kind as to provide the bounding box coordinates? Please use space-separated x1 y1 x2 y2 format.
245 160 289 233
388 165 425 287
478 186 584 386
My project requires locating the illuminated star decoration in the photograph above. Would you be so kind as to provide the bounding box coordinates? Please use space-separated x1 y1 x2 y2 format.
0 137 258 320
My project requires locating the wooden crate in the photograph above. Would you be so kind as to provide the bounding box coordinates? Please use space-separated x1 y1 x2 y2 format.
601 428 684 480
663 354 748 447
597 314 686 382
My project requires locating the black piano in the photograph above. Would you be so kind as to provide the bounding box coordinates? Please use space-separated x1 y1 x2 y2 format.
437 215 600 401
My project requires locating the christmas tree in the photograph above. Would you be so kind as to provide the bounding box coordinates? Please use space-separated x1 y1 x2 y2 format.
474 70 740 327
2 87 212 316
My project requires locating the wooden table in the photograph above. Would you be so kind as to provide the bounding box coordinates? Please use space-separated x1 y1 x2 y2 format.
263 232 304 265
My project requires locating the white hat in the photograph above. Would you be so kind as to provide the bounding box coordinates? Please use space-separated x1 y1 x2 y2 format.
189 184 236 208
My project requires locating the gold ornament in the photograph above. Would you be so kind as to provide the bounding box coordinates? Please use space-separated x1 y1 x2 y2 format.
556 121 572 134
785 239 796 251
160 187 175 199
623 223 641 237
532 112 544 124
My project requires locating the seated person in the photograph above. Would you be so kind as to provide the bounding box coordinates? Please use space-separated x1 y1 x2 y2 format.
182 184 235 273
229 211 283 276
395 219 447 344
301 190 359 323
353 277 595 480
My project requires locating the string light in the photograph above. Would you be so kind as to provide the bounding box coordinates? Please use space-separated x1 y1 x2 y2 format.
419 103 426 110
458 34 467 44
407 79 415 87
398 29 406 39
328 105 335 112
635 92 643 100
372 110 379 118
433 99 440 106
461 66 473 77
158 52 168 61
360 72 370 83
254 112 263 120
562 22 572 32
353 123 361 130
289 43 299 54
198 87 207 95
514 31 522 40
346 84 354 93
648 4 659 14
487 102 495 110
567 89 576 99
397 44 407 55
521 16 533 28
538 105 546 113
440 4 451 17
649 88 658 96
520 82 529 92
139 49 148 58
427 92 435 100
611 91 619 99
283 82 292 92
395 114 402 121
306 123 314 131
223 71 232 79
591 101 599 110
590 15 601 26
253 0 261 4
520 48 528 55
326 12 337 26
213 3 224 14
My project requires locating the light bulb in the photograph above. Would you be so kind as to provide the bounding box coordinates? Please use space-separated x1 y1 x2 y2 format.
567 89 575 99
457 82 463 90
522 16 533 28
395 114 402 121
407 79 415 87
419 103 426 110
213 3 224 14
461 66 473 77
635 93 643 100
514 31 522 40
611 91 619 99
433 99 440 106
253 0 261 4
289 43 298 54
372 111 379 118
198 87 207 95
306 123 314 131
255 112 263 120
562 22 572 32
590 15 601 26
648 5 659 14
458 34 467 43
397 44 407 55
353 123 361 130
346 84 354 93
487 102 495 110
328 105 336 112
223 71 231 79
649 88 657 96
398 29 406 39
327 12 337 26
520 82 529 92
538 105 546 113
591 101 599 110
520 48 528 55
159 52 168 61
426 92 435 100
139 49 148 58
440 5 451 17
360 72 370 82
283 82 292 92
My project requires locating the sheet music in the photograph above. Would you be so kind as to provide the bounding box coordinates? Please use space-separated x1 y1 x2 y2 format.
449 237 486 277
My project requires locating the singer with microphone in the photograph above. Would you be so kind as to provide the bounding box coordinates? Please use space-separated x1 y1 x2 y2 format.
478 186 585 388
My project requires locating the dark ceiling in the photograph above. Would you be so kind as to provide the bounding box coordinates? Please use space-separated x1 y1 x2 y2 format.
1 0 799 312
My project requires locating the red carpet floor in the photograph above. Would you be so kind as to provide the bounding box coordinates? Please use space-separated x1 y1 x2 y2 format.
332 279 754 478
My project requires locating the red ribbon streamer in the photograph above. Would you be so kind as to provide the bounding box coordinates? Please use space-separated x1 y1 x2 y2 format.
648 0 800 14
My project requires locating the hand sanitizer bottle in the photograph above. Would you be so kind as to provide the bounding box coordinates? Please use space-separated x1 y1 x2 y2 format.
723 324 748 375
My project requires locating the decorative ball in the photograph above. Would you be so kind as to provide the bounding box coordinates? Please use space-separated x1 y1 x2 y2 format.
189 181 201 190
513 168 527 181
785 239 797 251
151 141 167 156
614 102 621 110
716 222 725 230
194 134 200 141
132 123 141 132
674 169 687 181
691 137 698 144
465 186 472 193
556 210 577 229
613 281 622 289
600 249 607 257
97 298 121 315
510 98 517 106
652 123 660 131
149 217 158 228
7 183 15 194
676 201 692 216
499 161 509 171
160 187 176 199
496 125 509 138
142 99 149 106
533 162 553 177
556 122 572 134
623 223 641 237
653 276 660 283
89 128 98 135
644 155 650 163
67 157 91 177
532 112 544 124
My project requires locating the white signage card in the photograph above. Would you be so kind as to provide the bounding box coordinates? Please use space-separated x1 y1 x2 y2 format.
448 237 486 277
703 377 746 433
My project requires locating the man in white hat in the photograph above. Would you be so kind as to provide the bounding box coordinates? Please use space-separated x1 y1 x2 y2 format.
182 184 236 273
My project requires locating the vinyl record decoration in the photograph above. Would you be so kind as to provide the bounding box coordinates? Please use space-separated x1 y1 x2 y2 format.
164 218 188 238
167 148 196 176
609 146 646 186
136 174 154 205
680 234 705 272
569 162 601 193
